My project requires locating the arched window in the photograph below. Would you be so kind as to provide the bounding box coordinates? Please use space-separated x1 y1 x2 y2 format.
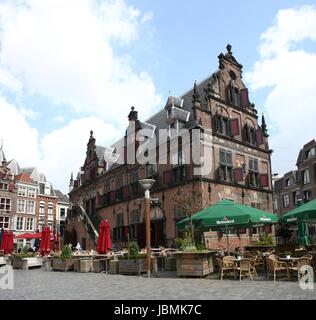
228 80 241 107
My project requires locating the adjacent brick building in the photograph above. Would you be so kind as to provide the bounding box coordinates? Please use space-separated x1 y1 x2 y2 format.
273 139 316 243
0 144 17 231
66 45 274 251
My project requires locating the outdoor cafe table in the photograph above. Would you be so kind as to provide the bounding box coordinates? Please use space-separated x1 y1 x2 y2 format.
278 257 299 280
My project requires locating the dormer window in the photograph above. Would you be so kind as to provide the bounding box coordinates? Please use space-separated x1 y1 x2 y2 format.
306 148 315 159
228 82 241 107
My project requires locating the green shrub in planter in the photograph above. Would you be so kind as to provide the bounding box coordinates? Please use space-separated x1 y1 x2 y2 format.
57 245 72 261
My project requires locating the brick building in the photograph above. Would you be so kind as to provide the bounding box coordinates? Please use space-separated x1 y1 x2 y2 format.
66 45 274 251
273 139 316 243
0 144 17 231
14 173 38 246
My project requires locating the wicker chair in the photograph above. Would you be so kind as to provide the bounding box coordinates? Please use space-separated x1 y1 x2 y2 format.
216 258 237 280
266 257 288 282
243 252 255 259
249 257 258 278
288 257 312 282
236 259 253 281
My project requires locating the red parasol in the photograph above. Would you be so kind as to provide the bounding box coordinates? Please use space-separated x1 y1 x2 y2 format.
0 231 14 254
40 227 51 256
97 220 112 254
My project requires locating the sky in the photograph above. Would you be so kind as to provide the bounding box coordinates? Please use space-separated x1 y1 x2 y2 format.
0 0 316 193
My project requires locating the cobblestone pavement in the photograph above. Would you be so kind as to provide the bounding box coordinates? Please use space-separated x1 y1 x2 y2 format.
0 269 315 300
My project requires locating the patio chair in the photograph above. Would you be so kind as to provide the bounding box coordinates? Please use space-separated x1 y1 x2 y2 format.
236 259 253 281
250 257 258 278
216 258 237 281
266 258 288 282
243 252 255 259
254 255 265 271
288 257 312 282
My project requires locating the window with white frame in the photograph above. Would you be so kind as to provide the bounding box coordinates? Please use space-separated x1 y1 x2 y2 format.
39 203 45 216
0 198 11 211
17 199 26 213
26 217 34 231
27 200 35 214
0 183 8 191
28 188 36 198
48 204 53 216
47 221 53 229
18 186 27 197
60 208 66 218
302 169 311 185
16 217 24 231
0 216 9 229
273 199 278 211
283 194 290 208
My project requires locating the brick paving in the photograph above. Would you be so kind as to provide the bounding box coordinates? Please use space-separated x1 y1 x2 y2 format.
0 269 315 300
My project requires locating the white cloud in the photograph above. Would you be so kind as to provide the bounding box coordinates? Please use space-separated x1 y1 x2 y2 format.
245 5 316 175
39 117 120 192
0 93 120 192
0 96 40 166
0 0 162 128
0 0 162 193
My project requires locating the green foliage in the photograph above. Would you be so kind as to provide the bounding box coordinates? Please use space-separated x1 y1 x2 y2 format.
59 245 73 261
14 253 36 259
22 246 30 254
127 242 140 258
254 233 274 246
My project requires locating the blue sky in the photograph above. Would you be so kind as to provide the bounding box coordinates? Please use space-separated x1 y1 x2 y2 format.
0 0 316 192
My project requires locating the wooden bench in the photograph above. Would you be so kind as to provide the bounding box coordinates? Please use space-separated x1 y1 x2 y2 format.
22 257 43 270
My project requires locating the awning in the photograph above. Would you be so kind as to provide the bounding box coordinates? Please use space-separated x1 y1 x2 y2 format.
15 232 42 240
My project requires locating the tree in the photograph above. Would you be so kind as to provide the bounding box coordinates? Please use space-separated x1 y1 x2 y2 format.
172 188 203 249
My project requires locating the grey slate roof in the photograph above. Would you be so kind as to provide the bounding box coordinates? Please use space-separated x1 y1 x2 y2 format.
54 189 69 204
7 159 21 175
274 178 284 193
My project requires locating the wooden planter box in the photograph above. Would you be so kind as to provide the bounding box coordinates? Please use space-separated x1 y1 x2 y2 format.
93 259 109 273
119 259 147 275
73 259 81 272
80 260 92 273
52 259 74 272
12 257 43 270
176 252 215 278
164 256 176 271
109 260 119 274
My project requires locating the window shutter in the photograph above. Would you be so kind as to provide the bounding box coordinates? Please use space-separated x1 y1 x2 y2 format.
110 191 116 203
123 186 129 201
8 184 14 192
123 226 129 239
260 174 269 188
240 89 249 108
163 171 171 185
234 168 243 183
230 119 240 136
98 195 103 206
256 129 264 145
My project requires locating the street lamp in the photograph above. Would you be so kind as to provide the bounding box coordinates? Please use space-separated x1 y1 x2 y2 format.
139 179 155 278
